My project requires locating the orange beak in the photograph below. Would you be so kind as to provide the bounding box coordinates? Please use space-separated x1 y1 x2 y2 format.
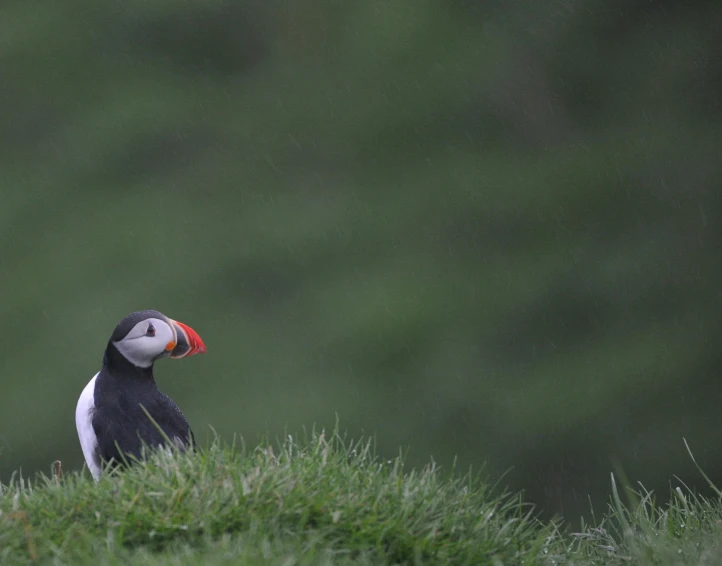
168 319 207 358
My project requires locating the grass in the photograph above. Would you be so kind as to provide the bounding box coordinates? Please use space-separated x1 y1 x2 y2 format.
561 440 722 565
2 431 722 565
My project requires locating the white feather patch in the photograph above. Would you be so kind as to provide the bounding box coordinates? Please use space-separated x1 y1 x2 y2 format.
75 373 101 481
113 318 174 368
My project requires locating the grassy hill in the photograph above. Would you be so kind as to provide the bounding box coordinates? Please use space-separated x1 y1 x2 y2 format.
2 431 722 565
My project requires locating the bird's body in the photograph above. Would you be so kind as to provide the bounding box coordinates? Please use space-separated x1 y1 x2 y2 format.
75 310 206 480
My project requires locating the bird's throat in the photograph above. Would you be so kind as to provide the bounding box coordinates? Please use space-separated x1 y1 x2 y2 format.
103 342 155 381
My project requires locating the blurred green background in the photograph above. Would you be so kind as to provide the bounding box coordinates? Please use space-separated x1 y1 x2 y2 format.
1 0 720 520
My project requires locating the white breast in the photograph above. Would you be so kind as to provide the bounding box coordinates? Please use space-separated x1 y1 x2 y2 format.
75 373 101 480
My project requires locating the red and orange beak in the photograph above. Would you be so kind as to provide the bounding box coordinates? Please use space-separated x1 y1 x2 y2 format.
166 319 207 359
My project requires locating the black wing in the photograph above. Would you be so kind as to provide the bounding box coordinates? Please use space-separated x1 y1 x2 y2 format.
93 390 193 469
155 391 195 449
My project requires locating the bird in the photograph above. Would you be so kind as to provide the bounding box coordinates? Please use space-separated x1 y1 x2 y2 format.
75 310 206 480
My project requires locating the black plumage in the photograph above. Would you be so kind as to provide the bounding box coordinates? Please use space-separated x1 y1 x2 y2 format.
76 309 206 479
91 340 195 470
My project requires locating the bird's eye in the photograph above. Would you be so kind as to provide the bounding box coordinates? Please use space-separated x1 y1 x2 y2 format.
146 324 156 337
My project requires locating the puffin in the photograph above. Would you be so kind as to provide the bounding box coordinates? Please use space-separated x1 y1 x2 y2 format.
75 310 206 480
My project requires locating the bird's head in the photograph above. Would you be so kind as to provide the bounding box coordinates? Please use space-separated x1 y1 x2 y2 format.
109 310 206 368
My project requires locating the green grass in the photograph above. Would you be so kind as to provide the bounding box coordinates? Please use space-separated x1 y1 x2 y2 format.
561 441 722 565
2 432 722 565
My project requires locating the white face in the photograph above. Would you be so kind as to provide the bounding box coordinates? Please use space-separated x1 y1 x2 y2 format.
112 317 176 368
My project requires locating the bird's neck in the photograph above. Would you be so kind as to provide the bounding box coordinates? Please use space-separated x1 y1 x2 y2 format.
102 341 155 381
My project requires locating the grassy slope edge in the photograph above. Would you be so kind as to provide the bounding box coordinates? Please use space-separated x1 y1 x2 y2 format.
3 432 722 565
0 431 550 565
